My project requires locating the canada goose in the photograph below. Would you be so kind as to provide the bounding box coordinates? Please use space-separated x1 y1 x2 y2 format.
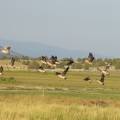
97 64 111 85
40 56 48 64
47 56 59 67
56 66 69 79
0 46 11 54
104 62 111 75
97 62 111 76
66 58 74 66
38 66 46 73
83 76 91 81
11 57 15 66
97 73 105 85
85 52 95 65
0 66 4 75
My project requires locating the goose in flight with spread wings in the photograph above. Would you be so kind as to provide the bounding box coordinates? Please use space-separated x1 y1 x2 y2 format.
97 73 105 85
47 56 60 67
0 46 11 54
85 52 95 65
56 66 70 79
40 56 48 64
10 57 16 66
83 76 91 82
38 65 46 73
66 58 74 66
0 66 4 75
97 63 111 85
40 56 60 68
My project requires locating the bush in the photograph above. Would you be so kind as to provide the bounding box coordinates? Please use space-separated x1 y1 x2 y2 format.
28 61 40 69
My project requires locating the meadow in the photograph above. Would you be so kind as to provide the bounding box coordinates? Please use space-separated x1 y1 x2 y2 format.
0 70 120 120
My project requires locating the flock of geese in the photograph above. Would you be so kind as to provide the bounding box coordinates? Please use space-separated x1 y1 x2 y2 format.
0 46 111 85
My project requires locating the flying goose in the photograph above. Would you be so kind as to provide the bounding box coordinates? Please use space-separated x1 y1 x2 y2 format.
83 76 91 81
0 66 4 75
56 66 69 79
97 62 111 76
66 58 74 66
47 56 59 67
0 46 11 54
10 57 15 66
40 56 48 64
104 62 111 75
85 52 95 65
97 73 105 85
38 65 46 73
97 64 111 85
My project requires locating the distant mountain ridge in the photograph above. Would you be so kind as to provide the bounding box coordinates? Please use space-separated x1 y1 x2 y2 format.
0 40 105 58
11 41 89 58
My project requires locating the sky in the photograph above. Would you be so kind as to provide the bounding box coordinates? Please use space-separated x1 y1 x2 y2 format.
0 0 119 57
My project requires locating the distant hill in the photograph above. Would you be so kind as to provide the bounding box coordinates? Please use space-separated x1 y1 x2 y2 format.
0 40 105 58
0 43 25 58
0 41 89 58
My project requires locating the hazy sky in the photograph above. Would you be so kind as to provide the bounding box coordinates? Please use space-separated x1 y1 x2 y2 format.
0 0 119 57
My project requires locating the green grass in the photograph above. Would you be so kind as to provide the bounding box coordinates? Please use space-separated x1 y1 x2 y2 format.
0 70 120 100
0 70 120 119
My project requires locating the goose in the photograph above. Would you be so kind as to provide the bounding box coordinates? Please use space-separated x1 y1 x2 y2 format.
104 62 111 75
38 66 46 73
85 52 95 65
83 76 91 81
47 56 59 67
66 58 74 66
0 66 4 75
97 64 111 85
10 57 15 66
56 66 69 79
40 56 48 64
97 62 111 76
97 73 105 85
0 46 11 54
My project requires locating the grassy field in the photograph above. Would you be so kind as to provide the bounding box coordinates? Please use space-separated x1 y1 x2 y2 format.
0 70 120 120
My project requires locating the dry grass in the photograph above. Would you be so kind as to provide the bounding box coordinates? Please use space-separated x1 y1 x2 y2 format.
0 95 120 120
0 69 119 119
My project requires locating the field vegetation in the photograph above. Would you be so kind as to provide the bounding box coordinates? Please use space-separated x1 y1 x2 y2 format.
0 59 120 119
